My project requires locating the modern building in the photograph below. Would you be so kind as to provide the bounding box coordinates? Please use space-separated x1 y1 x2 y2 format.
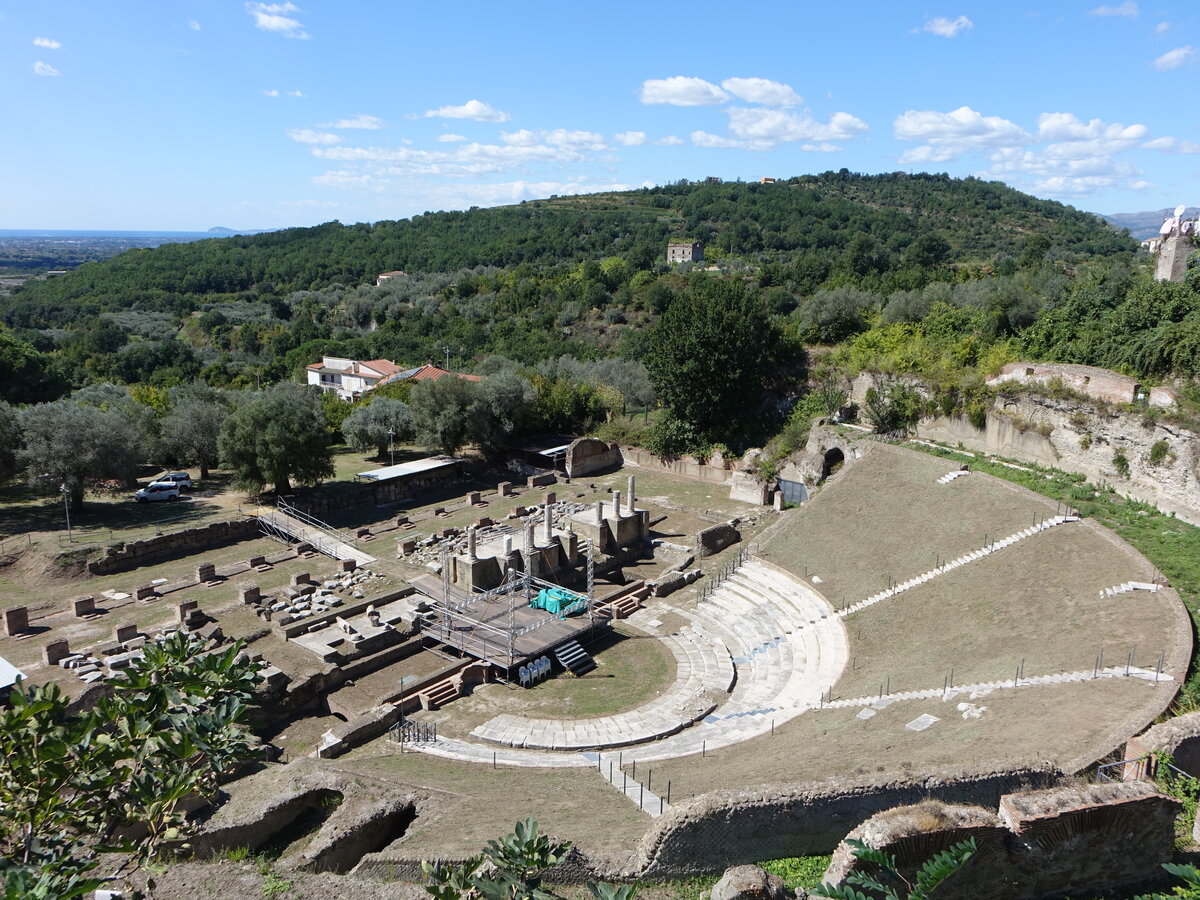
378 363 482 387
305 357 403 401
667 240 704 264
375 270 407 286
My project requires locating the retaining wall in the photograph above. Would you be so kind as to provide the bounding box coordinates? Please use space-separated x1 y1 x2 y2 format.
621 446 734 484
629 762 1061 878
87 518 261 575
825 782 1180 900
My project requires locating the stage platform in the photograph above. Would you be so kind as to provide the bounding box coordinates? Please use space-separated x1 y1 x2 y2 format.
410 574 606 669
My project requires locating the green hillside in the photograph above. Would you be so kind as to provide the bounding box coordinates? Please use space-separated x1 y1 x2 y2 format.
5 172 1132 318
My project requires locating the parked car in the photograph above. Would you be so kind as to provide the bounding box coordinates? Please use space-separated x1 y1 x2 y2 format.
155 471 193 490
134 482 181 503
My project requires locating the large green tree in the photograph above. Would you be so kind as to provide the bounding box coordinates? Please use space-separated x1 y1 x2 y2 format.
645 278 776 439
0 401 19 481
161 382 230 479
17 399 144 510
218 383 333 493
342 396 414 459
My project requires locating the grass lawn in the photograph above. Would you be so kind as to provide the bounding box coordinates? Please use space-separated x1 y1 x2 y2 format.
906 441 1200 709
410 622 678 740
336 748 651 858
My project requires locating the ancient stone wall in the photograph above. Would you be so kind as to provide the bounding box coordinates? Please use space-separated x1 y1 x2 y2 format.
916 393 1200 525
87 518 261 575
1126 711 1200 778
566 438 622 477
621 446 734 484
988 362 1139 405
629 762 1061 878
291 466 468 519
695 523 740 558
824 783 1180 900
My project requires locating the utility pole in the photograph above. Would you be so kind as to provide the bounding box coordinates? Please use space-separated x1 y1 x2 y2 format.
60 483 72 541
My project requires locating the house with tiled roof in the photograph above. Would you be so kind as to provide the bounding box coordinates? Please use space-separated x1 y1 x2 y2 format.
379 363 482 387
305 356 403 400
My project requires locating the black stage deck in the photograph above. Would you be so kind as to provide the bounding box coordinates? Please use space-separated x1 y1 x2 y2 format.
410 575 604 668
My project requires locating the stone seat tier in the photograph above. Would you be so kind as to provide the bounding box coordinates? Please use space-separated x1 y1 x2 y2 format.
470 613 734 751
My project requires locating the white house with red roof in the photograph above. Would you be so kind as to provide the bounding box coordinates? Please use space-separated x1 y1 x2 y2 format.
380 363 482 386
305 356 403 400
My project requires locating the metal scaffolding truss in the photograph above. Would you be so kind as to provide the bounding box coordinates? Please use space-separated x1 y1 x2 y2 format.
423 542 596 668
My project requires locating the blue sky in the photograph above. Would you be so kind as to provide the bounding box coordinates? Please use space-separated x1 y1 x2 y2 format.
1 1 1196 230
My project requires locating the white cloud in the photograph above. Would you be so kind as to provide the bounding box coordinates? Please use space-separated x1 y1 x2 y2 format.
33 61 59 77
287 129 341 145
33 36 60 49
1154 45 1198 70
1035 111 1139 142
437 133 467 143
314 170 372 187
639 76 729 106
894 106 1030 162
985 146 1142 197
410 179 649 211
424 99 509 122
312 139 596 178
726 107 868 147
1089 2 1138 16
721 77 802 107
288 89 305 97
502 129 606 150
1143 136 1200 154
1155 21 1171 34
322 114 383 130
188 19 201 31
263 89 280 97
614 131 646 146
922 16 973 37
656 135 684 146
803 143 841 152
691 131 753 149
245 2 309 39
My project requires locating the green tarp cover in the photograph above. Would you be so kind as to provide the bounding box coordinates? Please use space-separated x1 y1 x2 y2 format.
530 587 581 614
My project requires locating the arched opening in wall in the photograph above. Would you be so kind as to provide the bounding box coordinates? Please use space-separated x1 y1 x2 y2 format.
822 448 845 482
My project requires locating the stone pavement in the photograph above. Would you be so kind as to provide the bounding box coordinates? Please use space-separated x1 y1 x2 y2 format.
414 557 850 765
470 611 734 750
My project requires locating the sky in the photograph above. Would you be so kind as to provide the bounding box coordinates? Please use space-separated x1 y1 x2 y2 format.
1 1 1196 231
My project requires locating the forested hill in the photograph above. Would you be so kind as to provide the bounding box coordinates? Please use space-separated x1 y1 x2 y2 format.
9 172 1132 309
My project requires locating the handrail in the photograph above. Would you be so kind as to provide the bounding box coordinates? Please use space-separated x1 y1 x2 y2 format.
276 497 358 546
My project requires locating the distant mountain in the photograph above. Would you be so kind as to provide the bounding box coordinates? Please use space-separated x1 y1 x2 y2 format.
207 226 277 236
1100 207 1199 241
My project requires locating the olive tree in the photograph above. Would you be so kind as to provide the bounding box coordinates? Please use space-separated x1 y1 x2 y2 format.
17 399 144 510
342 396 414 459
161 382 230 479
218 383 333 493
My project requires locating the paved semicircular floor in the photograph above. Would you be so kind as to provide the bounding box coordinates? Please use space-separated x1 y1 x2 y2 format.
415 556 850 766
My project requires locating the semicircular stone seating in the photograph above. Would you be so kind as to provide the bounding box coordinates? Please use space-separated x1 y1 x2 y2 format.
468 557 848 755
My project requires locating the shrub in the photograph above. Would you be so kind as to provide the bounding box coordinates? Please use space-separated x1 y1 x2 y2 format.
1113 450 1131 479
1080 433 1092 450
1149 439 1170 466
